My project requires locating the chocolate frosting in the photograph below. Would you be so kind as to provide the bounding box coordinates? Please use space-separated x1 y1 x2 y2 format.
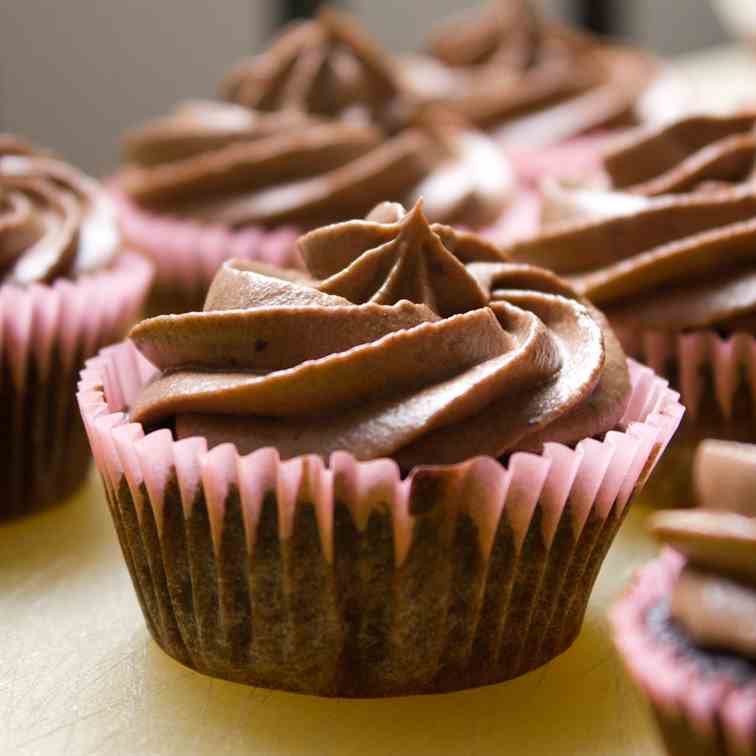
603 112 756 195
120 104 514 228
122 9 514 230
502 186 756 332
650 443 756 660
0 135 120 286
129 200 630 467
222 8 412 133
543 113 756 227
406 0 655 138
652 504 756 658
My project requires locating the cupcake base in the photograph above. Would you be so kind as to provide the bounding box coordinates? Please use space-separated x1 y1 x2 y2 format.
78 343 682 696
611 552 756 756
1 254 152 519
615 327 756 507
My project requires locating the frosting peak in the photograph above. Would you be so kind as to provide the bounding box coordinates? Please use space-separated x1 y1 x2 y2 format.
0 137 119 286
302 200 488 317
129 207 630 466
222 8 411 132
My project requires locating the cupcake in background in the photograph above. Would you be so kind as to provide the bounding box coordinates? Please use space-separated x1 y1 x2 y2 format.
402 0 683 183
1 135 152 518
116 8 517 316
78 199 682 696
498 182 756 504
611 439 756 756
540 111 756 226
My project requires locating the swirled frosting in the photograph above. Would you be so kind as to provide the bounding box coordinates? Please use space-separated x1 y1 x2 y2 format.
603 112 756 196
649 441 756 660
1 135 120 285
502 185 756 333
121 10 514 230
403 0 656 141
128 200 630 467
221 7 413 133
541 113 756 226
122 112 512 229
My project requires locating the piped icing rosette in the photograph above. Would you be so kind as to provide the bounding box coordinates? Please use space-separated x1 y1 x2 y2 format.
221 7 413 133
121 107 512 231
128 200 630 468
650 440 756 687
121 10 514 232
542 112 756 225
1 136 120 285
403 0 657 143
503 185 756 335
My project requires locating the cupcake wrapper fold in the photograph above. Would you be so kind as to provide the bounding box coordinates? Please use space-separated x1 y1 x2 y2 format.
1 253 152 518
615 327 756 506
113 192 303 315
615 328 756 423
611 551 756 756
78 342 683 696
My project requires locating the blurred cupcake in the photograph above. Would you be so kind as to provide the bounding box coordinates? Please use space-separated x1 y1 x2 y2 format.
500 184 756 505
541 111 756 226
78 200 682 696
402 0 680 181
0 136 152 518
116 8 517 316
611 439 756 755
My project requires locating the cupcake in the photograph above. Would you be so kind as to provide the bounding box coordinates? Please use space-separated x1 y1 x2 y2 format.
116 8 516 316
0 136 152 518
541 111 756 226
611 439 756 755
500 183 756 505
78 200 682 696
402 0 676 184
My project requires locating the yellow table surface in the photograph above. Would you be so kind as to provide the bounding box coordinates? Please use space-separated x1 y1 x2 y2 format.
1 470 665 756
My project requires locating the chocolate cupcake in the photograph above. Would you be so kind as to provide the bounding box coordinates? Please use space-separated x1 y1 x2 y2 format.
0 136 152 518
500 184 756 505
78 200 681 696
116 9 515 316
541 111 756 226
611 439 756 755
409 1 669 151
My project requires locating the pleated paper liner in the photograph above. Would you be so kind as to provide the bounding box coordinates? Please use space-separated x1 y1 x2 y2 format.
78 342 682 696
611 551 756 756
113 191 303 317
0 253 152 519
615 327 756 507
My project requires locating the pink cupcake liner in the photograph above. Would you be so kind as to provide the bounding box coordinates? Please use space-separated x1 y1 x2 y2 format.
614 328 756 423
0 253 152 518
77 341 682 696
614 327 756 506
611 551 756 756
113 191 303 316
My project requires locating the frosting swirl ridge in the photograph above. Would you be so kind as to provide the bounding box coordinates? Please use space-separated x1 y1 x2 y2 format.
503 186 756 332
404 0 656 140
129 201 630 467
650 441 756 661
1 136 120 285
222 8 412 133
